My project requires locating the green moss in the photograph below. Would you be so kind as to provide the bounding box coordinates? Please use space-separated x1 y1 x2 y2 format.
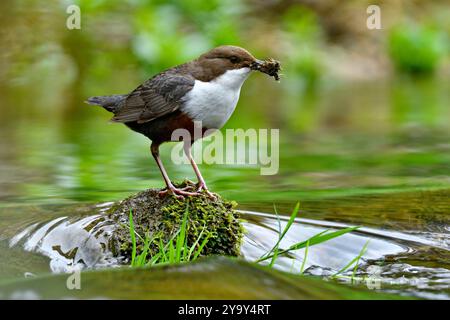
107 181 244 262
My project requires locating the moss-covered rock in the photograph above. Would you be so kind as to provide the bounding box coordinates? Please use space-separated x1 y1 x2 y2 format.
107 181 244 262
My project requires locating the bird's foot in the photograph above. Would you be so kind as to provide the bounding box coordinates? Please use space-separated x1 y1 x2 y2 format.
158 181 217 200
158 185 201 200
196 183 217 200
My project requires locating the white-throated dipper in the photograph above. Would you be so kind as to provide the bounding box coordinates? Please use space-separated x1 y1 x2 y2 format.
87 45 280 198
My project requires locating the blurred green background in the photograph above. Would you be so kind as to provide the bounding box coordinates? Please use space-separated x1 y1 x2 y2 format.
0 0 448 208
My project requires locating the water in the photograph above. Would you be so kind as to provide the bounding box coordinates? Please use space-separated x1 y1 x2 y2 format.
0 194 448 299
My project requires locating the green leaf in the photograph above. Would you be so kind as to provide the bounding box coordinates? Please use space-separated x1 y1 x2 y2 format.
176 203 189 261
193 234 211 260
299 240 310 275
257 226 359 263
333 240 370 278
261 202 300 261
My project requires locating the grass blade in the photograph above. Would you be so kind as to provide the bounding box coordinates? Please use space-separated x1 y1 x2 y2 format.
158 238 167 262
262 202 300 261
299 240 310 274
129 209 137 266
269 246 279 267
136 233 152 266
333 240 370 277
193 234 211 260
169 239 175 263
352 240 369 282
187 224 206 261
256 226 359 263
176 203 189 261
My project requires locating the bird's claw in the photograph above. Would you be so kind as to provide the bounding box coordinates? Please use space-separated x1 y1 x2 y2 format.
158 183 217 200
158 187 199 200
196 183 217 200
178 179 199 191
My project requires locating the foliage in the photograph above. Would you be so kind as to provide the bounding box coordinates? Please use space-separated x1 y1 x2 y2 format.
256 203 359 268
388 23 447 75
281 6 324 89
129 205 210 266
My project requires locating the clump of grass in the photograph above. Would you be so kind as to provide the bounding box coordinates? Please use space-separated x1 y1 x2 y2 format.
256 203 359 267
256 203 371 279
129 204 210 267
388 23 446 75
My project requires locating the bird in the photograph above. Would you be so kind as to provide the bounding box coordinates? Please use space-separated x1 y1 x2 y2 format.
86 45 279 199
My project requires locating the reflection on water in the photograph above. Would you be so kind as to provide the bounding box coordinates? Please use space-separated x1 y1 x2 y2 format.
9 214 118 273
0 79 449 206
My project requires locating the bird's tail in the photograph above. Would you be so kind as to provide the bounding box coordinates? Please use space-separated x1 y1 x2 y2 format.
85 94 127 113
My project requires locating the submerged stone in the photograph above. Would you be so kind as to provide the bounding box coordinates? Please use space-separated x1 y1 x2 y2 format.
107 181 244 262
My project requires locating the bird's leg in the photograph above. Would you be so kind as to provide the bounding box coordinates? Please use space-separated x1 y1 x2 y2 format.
150 143 198 199
183 142 217 199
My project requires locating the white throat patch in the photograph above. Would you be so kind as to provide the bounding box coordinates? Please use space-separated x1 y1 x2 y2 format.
182 67 251 129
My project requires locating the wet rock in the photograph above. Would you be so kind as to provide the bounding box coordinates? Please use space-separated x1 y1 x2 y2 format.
106 181 244 262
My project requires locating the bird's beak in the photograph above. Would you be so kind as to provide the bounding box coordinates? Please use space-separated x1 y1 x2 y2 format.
250 59 264 71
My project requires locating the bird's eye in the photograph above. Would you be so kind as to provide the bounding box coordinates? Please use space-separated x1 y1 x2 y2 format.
229 56 239 63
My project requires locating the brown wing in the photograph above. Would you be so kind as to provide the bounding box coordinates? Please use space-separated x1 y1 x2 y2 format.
111 68 195 124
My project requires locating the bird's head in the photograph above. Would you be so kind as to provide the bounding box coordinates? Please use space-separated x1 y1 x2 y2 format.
195 45 280 81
